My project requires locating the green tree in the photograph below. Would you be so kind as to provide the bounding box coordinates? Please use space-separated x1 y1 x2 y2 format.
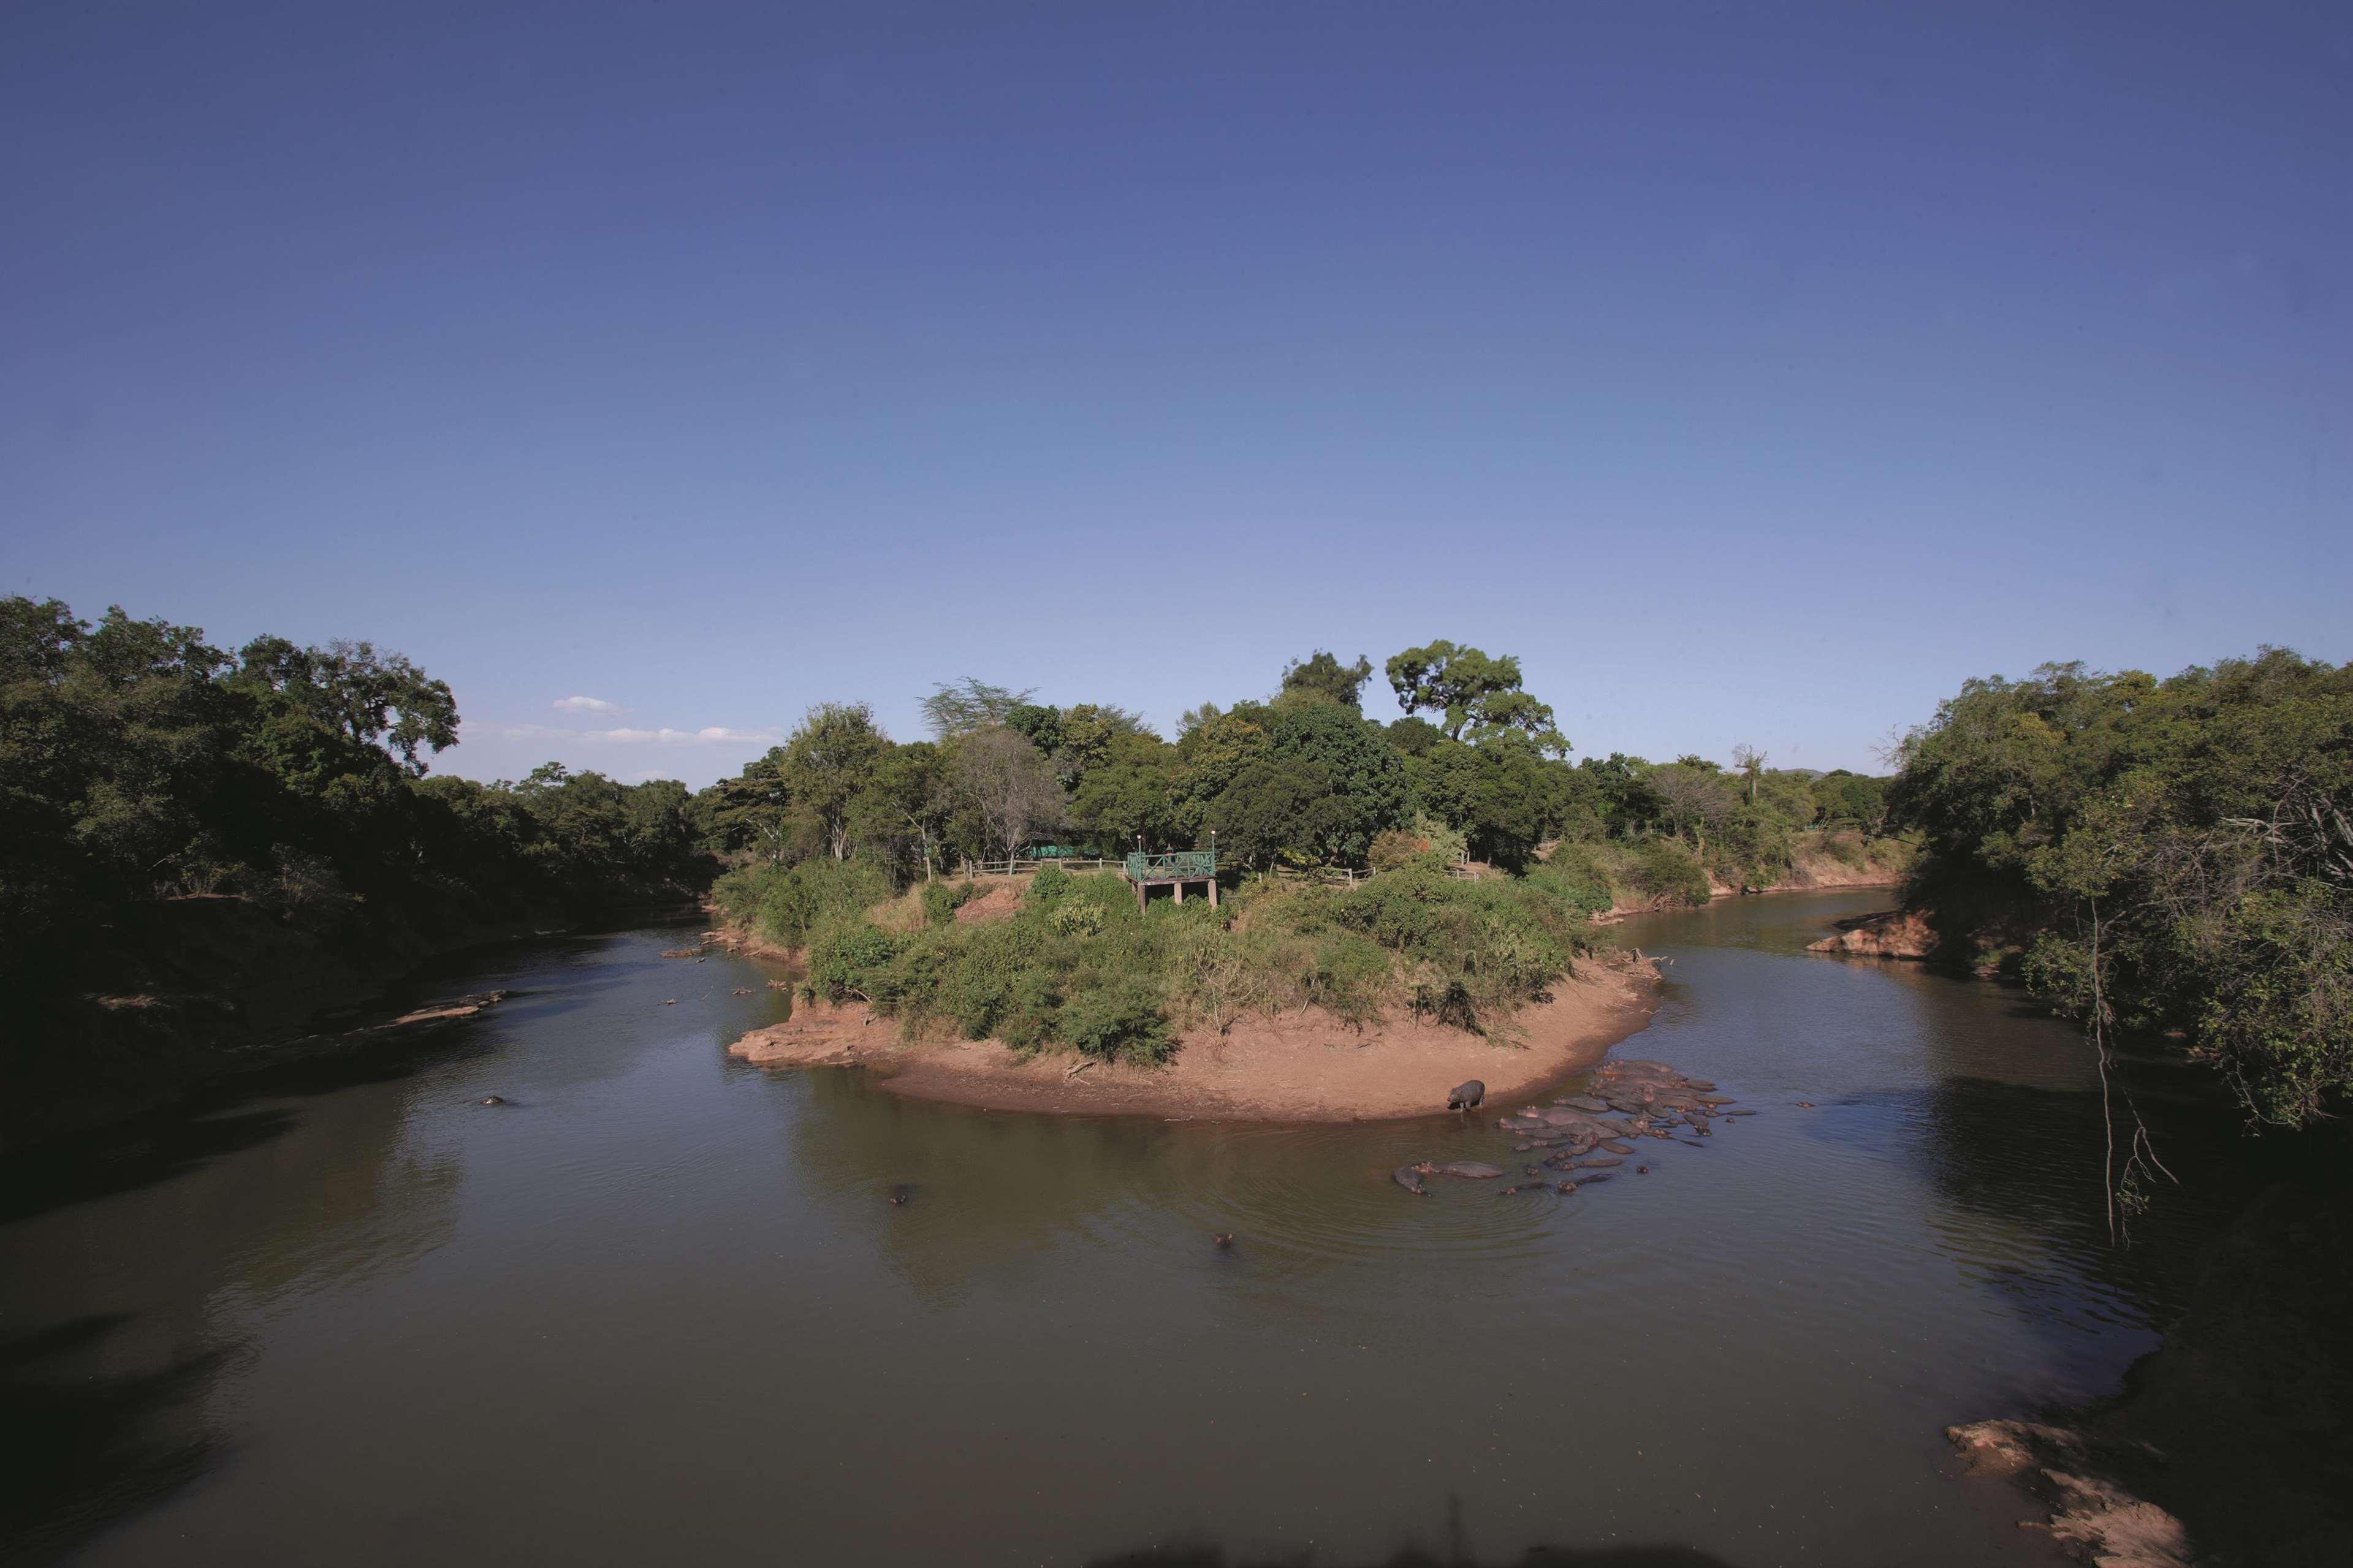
780 702 891 861
1383 640 1568 754
1279 650 1374 710
704 748 796 865
865 741 955 881
922 678 1033 738
233 635 458 775
1890 650 2353 1131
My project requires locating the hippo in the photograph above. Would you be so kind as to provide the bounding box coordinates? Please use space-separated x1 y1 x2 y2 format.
1448 1080 1486 1112
1599 1139 1635 1154
1559 1096 1610 1113
1575 1156 1623 1168
1439 1161 1505 1180
477 1095 506 1107
1556 1181 1578 1194
1393 1165 1431 1196
1212 1232 1234 1249
1636 1165 1649 1175
887 1184 915 1206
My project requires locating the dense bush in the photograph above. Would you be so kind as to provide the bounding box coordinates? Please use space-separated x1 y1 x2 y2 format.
1890 650 2353 1129
1628 839 1711 905
1 597 715 998
774 858 1621 1062
710 857 890 949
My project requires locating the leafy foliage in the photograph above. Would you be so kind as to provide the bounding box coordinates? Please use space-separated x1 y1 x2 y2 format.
1889 651 2353 1129
1385 640 1568 755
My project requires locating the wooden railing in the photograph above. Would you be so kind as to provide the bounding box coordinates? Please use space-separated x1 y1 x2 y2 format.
960 857 1122 877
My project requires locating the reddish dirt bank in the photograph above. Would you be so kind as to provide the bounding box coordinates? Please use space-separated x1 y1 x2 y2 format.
728 957 1662 1122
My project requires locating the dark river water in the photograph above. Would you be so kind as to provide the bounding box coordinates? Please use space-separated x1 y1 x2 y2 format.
2 890 2256 1567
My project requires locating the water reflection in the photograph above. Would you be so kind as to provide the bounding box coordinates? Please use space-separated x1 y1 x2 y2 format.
0 1316 224 1566
0 906 2234 1567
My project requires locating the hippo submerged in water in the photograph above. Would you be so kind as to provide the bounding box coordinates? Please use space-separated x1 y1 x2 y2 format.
1393 1164 1432 1196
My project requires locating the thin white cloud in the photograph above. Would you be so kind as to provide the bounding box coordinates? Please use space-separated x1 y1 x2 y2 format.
485 722 780 746
553 695 621 714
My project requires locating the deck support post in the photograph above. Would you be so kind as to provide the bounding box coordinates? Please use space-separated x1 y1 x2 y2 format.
1209 878 1218 909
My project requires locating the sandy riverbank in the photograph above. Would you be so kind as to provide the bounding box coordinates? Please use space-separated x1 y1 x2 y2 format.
727 955 1661 1121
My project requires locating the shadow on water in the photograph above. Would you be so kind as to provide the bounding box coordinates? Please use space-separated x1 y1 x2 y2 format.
0 1020 485 1227
0 1316 227 1568
1092 1547 1732 1568
0 925 717 1228
1089 1499 1738 1567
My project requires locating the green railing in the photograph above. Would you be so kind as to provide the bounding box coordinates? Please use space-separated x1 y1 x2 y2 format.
1125 849 1216 881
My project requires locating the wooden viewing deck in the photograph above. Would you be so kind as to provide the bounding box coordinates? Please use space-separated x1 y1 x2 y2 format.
1124 849 1218 911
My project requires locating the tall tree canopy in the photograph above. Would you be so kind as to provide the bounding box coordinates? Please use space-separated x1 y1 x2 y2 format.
921 678 1034 738
1890 651 2353 1130
1279 650 1374 710
1384 640 1568 755
780 703 892 862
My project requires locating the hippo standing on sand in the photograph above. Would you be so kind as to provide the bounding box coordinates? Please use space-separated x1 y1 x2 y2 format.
1448 1080 1486 1113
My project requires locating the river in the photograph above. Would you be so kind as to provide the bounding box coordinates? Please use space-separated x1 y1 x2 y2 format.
1 889 2254 1566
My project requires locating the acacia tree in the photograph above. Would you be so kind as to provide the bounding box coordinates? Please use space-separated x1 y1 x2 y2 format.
921 678 1033 739
952 726 1062 864
1384 640 1567 755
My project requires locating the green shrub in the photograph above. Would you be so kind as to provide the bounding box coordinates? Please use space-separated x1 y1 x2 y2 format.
1526 854 1614 920
1047 900 1104 937
1062 982 1174 1064
1368 828 1428 871
717 858 892 949
918 879 976 926
1630 839 1709 906
805 919 903 1001
1027 863 1072 904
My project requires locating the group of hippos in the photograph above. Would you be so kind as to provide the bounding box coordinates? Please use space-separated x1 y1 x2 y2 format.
1393 1058 1752 1198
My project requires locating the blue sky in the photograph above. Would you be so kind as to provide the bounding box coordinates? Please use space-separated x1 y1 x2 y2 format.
6 2 2346 787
